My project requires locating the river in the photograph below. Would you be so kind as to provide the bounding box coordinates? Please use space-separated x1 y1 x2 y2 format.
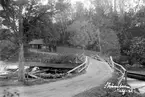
127 78 145 94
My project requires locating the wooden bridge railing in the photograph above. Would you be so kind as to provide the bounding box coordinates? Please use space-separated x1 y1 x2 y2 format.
67 54 88 74
110 56 127 85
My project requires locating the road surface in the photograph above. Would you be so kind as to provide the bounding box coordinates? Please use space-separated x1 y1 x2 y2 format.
0 57 112 97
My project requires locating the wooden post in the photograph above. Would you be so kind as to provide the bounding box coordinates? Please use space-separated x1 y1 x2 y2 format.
75 54 78 63
86 56 89 68
110 56 114 72
124 70 127 85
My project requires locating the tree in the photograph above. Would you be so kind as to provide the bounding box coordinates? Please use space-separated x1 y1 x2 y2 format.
53 3 72 45
0 40 17 60
67 19 97 49
0 0 28 82
0 0 69 82
99 28 120 56
127 37 145 65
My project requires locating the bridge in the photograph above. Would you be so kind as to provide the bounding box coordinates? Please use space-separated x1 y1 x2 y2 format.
1 52 143 97
0 56 112 97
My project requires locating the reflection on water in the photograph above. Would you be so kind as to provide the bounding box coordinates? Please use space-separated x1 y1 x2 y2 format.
127 78 145 94
0 61 6 73
0 61 18 74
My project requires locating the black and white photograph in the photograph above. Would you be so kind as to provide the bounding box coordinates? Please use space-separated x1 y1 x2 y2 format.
0 0 145 97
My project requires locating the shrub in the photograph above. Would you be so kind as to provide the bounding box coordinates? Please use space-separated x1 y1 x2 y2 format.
49 54 77 64
35 73 65 79
100 29 120 57
25 52 79 64
127 37 145 66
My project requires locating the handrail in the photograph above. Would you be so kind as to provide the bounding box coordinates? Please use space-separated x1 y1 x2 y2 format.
114 62 126 85
90 54 104 61
78 64 88 73
110 56 127 85
67 55 87 74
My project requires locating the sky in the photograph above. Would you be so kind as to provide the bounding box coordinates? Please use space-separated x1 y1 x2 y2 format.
112 0 144 12
0 0 144 13
70 0 92 9
40 0 92 9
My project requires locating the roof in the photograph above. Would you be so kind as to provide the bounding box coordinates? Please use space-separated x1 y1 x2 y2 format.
29 39 44 45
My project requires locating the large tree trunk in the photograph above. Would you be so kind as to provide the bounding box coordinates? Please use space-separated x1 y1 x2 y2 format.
18 6 25 82
18 44 25 81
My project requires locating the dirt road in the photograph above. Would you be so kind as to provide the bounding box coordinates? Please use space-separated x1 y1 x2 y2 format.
0 57 112 97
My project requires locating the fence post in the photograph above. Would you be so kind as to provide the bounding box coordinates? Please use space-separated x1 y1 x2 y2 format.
75 54 78 63
124 70 127 85
86 56 88 68
110 56 114 72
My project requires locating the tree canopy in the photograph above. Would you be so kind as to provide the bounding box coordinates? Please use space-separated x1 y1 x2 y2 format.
1 0 145 68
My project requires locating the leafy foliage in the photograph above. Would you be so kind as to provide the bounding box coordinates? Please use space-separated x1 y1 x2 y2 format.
0 0 70 43
25 52 78 64
127 37 145 65
0 39 18 59
68 20 97 49
100 29 120 56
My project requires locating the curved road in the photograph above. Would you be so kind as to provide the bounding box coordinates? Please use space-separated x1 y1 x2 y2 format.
0 57 112 97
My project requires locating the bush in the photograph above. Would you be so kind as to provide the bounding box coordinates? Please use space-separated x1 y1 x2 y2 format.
35 73 65 79
100 29 120 56
49 54 77 64
127 37 145 66
25 52 78 64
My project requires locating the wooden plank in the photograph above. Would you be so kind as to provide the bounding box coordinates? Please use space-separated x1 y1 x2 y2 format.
78 65 88 73
110 56 127 85
67 56 87 74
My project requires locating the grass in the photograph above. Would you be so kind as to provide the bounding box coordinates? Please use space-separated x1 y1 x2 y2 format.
57 46 99 55
40 46 99 55
2 46 99 68
73 72 144 97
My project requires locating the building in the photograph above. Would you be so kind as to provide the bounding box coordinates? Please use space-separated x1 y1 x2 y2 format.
29 39 44 49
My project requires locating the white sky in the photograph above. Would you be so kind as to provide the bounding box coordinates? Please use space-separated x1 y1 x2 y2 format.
41 0 49 5
70 0 92 9
112 0 145 12
41 0 92 9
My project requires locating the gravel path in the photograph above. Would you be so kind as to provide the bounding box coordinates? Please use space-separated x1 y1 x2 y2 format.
0 57 112 97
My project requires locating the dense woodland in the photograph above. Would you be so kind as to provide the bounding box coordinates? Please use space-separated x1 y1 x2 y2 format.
1 0 145 81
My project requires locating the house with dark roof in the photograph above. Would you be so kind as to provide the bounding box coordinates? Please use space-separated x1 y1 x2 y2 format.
29 39 44 49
